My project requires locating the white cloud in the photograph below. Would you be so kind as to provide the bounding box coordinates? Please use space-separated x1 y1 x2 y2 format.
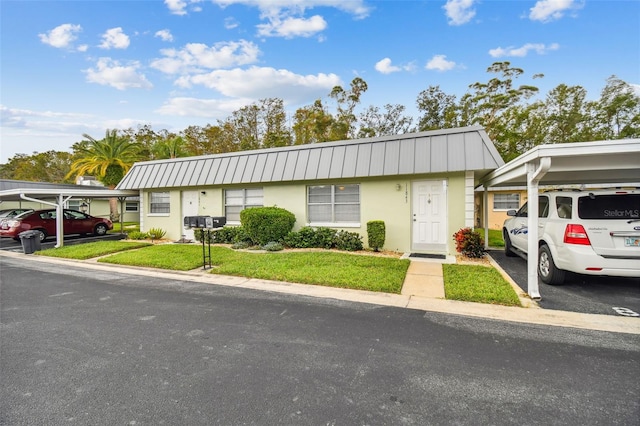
155 29 174 42
178 66 341 104
0 105 102 160
99 27 130 49
84 58 153 90
374 58 415 74
165 0 204 15
443 0 476 26
425 55 456 72
529 0 584 22
211 0 370 19
224 17 239 29
151 40 260 74
38 24 83 49
257 15 327 38
156 97 252 118
489 42 560 58
375 58 401 74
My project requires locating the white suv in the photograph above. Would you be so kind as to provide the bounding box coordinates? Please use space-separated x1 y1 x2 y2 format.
503 189 640 285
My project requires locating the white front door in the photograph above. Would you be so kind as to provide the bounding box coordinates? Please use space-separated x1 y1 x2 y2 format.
181 191 200 241
411 180 448 253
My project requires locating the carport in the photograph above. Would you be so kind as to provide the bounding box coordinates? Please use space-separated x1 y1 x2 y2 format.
0 186 138 248
480 138 640 299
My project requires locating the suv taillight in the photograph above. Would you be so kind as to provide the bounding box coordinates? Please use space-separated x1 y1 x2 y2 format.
564 224 591 245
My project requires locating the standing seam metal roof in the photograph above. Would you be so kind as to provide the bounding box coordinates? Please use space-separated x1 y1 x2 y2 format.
116 126 504 190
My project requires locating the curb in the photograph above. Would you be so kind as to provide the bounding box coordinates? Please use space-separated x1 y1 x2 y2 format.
1 249 638 335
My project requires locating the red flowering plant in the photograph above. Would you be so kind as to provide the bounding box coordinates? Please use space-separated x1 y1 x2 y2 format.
453 227 487 258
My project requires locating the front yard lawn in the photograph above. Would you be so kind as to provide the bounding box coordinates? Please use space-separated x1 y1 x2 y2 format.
443 264 521 306
34 241 152 260
36 241 520 304
98 245 410 293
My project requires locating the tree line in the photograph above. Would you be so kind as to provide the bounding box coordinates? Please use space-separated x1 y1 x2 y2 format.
1 61 638 185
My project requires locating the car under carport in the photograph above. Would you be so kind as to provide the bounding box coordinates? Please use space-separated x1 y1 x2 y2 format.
480 138 640 300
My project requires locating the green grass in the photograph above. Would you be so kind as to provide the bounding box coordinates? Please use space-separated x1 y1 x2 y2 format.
37 241 522 305
443 264 521 306
99 245 410 293
35 241 152 260
110 222 140 233
474 228 504 248
99 244 205 270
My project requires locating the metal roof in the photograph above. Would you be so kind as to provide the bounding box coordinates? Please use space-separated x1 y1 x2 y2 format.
480 138 640 188
0 180 138 202
116 126 504 190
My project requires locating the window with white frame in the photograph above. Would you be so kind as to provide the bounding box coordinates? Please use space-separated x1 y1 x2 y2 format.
493 193 520 210
67 200 81 210
308 184 360 224
225 188 264 222
149 192 170 214
125 201 139 212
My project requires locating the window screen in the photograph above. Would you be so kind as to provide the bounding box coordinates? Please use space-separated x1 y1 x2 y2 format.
308 184 360 223
225 188 264 222
149 192 170 214
493 193 520 210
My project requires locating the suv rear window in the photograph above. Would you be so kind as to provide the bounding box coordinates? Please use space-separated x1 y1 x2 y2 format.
577 194 640 220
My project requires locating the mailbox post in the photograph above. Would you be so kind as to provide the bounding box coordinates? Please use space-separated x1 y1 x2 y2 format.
183 216 226 270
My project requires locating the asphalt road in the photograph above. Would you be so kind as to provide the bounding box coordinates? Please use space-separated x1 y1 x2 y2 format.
489 249 640 317
1 257 639 425
0 233 125 252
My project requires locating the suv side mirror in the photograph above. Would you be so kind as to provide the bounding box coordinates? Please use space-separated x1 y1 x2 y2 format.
506 209 517 217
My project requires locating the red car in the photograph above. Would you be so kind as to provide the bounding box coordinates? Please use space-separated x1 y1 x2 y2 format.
0 209 113 242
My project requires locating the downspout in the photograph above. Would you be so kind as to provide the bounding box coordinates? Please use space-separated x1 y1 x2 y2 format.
526 157 551 300
483 187 489 249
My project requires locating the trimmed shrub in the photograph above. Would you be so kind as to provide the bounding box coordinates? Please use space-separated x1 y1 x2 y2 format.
194 228 215 244
262 241 284 252
240 207 296 245
147 227 167 241
200 226 251 244
314 227 337 249
334 230 363 251
127 231 149 240
367 220 385 251
453 227 487 258
231 241 251 250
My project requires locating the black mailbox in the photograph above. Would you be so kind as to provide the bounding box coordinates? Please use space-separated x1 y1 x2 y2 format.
184 216 226 229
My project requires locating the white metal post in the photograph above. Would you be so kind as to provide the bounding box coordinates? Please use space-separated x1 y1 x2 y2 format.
526 157 551 300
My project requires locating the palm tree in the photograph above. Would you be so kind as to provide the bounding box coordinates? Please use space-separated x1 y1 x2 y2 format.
67 129 141 220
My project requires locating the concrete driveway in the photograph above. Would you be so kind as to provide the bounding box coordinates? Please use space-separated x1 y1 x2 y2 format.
489 249 640 318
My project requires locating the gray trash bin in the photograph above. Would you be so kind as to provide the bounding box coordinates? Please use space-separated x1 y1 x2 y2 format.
19 230 41 254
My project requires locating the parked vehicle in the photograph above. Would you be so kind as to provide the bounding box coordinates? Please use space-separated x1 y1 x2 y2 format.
0 208 33 219
503 189 640 284
0 209 113 242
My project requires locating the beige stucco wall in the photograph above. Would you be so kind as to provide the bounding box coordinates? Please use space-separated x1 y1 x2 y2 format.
141 172 471 255
474 190 528 230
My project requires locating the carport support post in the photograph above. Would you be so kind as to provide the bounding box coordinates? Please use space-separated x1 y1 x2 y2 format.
118 197 126 235
56 194 65 248
526 157 551 300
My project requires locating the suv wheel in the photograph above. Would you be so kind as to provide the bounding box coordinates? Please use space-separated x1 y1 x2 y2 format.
503 230 517 257
538 244 565 285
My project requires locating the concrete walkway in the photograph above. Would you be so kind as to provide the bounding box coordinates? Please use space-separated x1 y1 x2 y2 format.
400 258 447 299
1 249 638 335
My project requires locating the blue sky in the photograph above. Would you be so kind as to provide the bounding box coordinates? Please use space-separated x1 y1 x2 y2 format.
1 0 638 163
